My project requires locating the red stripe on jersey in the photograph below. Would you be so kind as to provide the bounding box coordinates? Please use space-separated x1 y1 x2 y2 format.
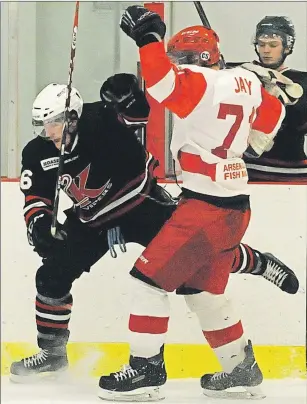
88 161 156 227
36 320 68 329
121 114 148 122
25 195 52 205
25 207 52 226
108 172 146 204
129 314 169 334
252 87 284 134
107 156 156 204
140 42 207 118
203 320 244 348
247 171 307 183
36 300 72 312
178 151 217 181
248 157 307 168
162 67 207 118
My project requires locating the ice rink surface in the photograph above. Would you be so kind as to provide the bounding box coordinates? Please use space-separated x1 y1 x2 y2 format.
1 377 306 404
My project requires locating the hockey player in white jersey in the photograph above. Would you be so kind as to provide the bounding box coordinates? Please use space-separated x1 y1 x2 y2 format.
97 6 285 401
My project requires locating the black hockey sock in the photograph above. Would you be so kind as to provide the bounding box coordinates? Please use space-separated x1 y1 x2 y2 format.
36 293 72 350
232 244 265 275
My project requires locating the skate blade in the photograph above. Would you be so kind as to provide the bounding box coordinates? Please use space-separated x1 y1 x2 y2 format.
203 385 266 400
9 367 68 384
98 386 165 402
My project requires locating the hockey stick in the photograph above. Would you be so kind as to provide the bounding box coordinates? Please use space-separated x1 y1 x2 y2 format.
193 1 211 29
193 2 227 68
51 1 80 238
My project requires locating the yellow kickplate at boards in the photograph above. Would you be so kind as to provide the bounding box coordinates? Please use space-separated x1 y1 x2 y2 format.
1 342 306 379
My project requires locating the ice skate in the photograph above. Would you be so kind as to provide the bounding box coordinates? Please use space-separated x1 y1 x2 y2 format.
10 348 68 383
201 340 266 400
261 253 299 294
98 350 167 401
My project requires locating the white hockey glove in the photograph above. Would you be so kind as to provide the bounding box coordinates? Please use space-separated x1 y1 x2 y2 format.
245 129 275 158
241 63 303 106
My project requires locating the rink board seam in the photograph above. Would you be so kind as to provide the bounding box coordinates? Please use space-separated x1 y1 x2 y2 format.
2 343 306 379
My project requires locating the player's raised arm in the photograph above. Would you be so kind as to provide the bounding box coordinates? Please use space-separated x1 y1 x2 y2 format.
120 6 214 118
100 73 150 129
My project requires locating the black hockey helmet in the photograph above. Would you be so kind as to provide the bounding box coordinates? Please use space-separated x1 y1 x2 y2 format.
253 16 295 68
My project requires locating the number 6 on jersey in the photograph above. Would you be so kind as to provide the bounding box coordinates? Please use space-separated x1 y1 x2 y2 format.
20 170 33 190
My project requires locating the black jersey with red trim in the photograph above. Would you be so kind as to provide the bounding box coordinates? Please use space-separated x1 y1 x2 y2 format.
20 101 157 229
227 62 307 182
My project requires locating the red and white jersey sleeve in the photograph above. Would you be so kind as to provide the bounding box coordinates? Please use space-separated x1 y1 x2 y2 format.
250 86 285 138
139 42 207 119
140 42 285 197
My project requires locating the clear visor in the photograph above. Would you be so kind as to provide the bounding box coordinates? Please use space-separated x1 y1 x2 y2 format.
167 50 199 65
32 119 46 138
32 112 65 138
44 111 65 125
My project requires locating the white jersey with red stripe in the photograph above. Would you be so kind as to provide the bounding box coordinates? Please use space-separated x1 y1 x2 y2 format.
170 65 263 197
140 42 285 197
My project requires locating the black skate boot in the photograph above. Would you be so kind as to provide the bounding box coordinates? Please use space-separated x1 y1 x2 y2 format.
98 347 167 401
201 340 266 400
10 346 68 383
261 253 299 294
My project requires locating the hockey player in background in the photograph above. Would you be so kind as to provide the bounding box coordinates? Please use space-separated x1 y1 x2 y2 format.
97 6 288 400
240 16 307 182
10 74 298 384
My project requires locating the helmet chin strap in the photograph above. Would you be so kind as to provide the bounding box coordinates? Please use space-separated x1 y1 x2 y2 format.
63 118 79 152
219 55 227 69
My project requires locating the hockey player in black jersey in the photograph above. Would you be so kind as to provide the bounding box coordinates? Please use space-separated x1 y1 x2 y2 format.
10 73 298 383
11 77 177 382
241 16 307 182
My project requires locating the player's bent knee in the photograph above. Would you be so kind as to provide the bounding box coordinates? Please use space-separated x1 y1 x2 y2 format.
129 272 170 318
184 291 240 331
184 291 228 312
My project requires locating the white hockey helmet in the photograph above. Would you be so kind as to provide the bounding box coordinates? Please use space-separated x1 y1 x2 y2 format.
32 83 83 138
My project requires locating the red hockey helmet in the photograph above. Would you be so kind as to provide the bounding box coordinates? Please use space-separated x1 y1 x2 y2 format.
167 25 221 67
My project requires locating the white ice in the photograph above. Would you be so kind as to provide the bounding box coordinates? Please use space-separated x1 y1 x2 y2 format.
1 377 306 404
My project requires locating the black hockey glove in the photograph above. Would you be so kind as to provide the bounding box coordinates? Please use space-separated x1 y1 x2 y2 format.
27 213 67 258
149 184 179 207
100 73 150 128
120 6 166 47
